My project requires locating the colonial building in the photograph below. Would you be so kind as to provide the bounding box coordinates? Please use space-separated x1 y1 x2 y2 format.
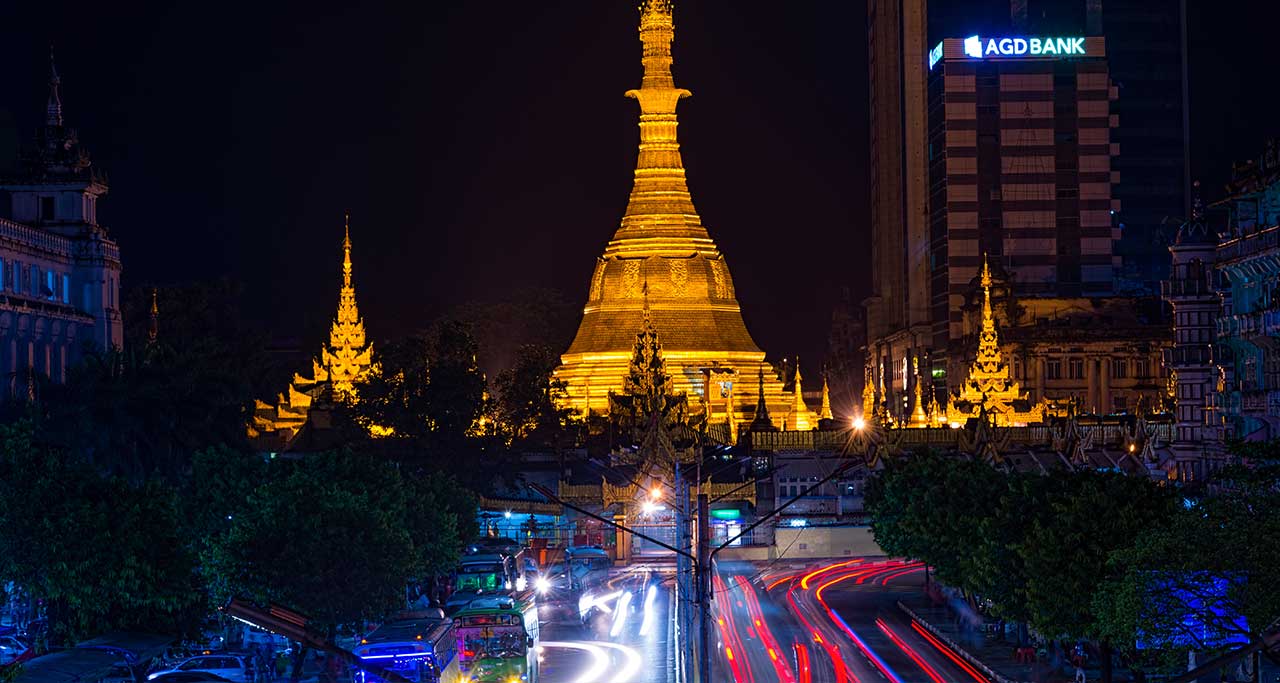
1160 146 1280 453
250 217 373 450
555 0 818 434
0 59 123 393
1207 151 1280 440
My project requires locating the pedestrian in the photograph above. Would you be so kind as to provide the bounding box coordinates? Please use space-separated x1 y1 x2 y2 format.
1075 664 1087 683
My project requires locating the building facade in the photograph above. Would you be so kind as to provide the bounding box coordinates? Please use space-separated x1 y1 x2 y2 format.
1162 148 1280 449
864 0 930 424
555 0 817 433
0 61 122 393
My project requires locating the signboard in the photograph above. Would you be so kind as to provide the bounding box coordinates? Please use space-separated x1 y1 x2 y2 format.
963 35 1087 59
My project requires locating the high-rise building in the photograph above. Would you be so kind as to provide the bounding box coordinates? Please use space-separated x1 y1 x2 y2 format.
555 0 817 433
867 0 1187 421
927 34 1119 349
865 0 930 421
0 58 122 391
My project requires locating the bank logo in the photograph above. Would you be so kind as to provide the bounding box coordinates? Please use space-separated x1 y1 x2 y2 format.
963 35 983 58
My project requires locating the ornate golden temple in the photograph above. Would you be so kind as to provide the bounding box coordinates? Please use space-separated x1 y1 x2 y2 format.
939 257 1046 427
555 0 817 431
250 215 375 448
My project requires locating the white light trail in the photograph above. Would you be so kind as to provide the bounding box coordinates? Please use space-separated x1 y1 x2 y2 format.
609 591 634 637
638 585 659 636
539 641 610 683
596 642 643 683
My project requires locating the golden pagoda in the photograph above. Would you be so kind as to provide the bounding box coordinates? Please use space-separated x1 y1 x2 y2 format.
555 0 815 430
250 215 375 447
943 256 1045 427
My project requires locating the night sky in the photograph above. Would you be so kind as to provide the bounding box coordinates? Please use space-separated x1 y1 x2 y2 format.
1 1 1277 376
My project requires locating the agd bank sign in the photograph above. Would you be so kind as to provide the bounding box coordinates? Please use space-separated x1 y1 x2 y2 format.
963 35 1087 58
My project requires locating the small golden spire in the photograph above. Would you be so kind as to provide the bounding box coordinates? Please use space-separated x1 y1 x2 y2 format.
342 211 352 289
911 356 928 426
147 288 158 344
819 372 833 421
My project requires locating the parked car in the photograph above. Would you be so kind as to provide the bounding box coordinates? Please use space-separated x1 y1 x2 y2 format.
0 635 28 665
147 673 232 683
148 655 253 683
98 663 136 683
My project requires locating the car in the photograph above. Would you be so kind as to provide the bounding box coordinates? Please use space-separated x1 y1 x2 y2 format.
147 673 232 683
0 636 27 665
148 655 253 683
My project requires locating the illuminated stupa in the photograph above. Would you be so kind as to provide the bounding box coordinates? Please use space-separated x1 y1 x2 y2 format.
556 0 815 430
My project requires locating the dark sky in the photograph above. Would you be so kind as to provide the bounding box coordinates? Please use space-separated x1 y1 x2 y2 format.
0 1 1277 374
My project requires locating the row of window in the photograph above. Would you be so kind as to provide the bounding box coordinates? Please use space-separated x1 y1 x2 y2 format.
1032 357 1150 380
0 259 71 305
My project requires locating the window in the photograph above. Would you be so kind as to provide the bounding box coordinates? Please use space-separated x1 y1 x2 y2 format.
1112 358 1127 379
1114 395 1128 412
1047 359 1063 380
61 274 70 304
40 196 55 220
0 260 4 292
45 271 55 300
1068 358 1085 380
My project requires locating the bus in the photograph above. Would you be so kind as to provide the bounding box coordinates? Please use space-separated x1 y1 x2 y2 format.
353 610 456 683
453 597 539 683
445 554 515 614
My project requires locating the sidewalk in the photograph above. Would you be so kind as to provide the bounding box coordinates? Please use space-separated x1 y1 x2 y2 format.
896 594 1092 683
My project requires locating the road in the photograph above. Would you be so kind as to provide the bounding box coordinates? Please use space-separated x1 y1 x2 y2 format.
531 557 988 683
726 559 989 683
537 563 674 683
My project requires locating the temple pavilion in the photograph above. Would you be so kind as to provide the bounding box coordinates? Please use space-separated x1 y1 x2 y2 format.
250 215 374 450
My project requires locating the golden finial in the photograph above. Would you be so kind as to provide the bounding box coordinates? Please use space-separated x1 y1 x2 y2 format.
342 212 353 288
981 253 992 288
147 288 158 344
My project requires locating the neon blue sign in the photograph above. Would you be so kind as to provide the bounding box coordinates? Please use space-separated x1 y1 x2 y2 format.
928 41 943 70
962 34 1086 59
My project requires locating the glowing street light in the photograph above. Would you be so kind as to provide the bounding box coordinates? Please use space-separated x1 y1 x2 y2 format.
852 417 865 431
649 487 662 501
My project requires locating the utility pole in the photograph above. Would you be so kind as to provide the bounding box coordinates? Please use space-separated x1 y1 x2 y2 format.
696 493 711 683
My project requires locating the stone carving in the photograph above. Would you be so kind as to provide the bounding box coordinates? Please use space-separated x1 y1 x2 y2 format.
623 259 643 297
589 260 606 301
710 258 728 298
668 258 689 297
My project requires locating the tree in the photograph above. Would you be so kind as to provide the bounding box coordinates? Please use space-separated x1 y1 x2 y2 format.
0 421 201 644
183 446 272 550
493 344 580 449
1093 445 1280 675
345 321 512 493
1017 471 1178 683
865 452 1002 591
204 452 417 629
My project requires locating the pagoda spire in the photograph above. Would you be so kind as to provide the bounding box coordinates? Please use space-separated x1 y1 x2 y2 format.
749 366 775 431
619 0 702 241
819 372 833 421
321 213 373 395
147 288 159 345
976 254 1004 373
47 46 63 127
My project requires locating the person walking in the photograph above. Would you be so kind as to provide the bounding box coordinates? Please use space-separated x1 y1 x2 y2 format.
1075 664 1087 683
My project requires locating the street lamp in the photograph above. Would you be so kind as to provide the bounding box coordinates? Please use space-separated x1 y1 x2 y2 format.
852 416 865 431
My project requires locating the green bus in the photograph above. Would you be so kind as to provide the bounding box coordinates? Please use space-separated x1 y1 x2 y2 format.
453 597 539 683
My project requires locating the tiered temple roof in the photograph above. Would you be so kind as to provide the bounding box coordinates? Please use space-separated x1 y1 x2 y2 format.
250 216 374 449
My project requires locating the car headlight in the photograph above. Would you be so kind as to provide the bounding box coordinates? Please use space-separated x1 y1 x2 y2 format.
534 576 551 594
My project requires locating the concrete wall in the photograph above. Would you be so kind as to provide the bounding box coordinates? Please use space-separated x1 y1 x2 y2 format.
772 525 884 560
